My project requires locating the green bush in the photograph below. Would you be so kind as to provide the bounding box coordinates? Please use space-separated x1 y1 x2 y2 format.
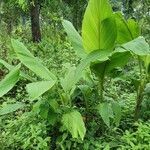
119 121 150 150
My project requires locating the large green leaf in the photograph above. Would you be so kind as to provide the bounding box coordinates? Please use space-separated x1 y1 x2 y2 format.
62 110 86 140
121 36 150 56
115 12 140 44
0 59 13 70
74 49 111 83
60 65 76 94
111 102 122 126
0 59 34 81
60 50 110 89
11 39 56 81
82 0 116 53
0 64 20 97
97 103 112 127
62 20 87 58
100 17 117 50
97 102 122 127
105 50 131 74
0 102 24 115
26 80 56 100
127 19 140 39
91 48 131 77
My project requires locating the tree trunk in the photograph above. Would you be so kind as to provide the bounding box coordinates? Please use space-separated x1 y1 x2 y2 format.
73 0 78 30
30 0 41 42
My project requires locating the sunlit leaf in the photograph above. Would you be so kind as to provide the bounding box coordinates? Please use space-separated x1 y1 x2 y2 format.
111 102 122 126
97 103 111 127
0 59 13 70
0 59 34 81
115 12 140 44
26 80 56 100
11 39 56 81
100 17 117 50
62 20 87 58
0 64 20 97
0 102 24 115
121 36 150 56
60 65 76 95
82 0 116 53
62 110 86 140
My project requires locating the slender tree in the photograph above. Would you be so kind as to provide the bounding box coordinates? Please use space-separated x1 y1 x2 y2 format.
30 0 41 42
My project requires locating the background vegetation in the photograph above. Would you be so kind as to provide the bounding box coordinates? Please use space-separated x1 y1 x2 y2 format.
0 0 150 149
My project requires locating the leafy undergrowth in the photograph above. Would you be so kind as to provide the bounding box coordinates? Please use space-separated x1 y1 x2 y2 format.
0 0 150 149
0 72 150 149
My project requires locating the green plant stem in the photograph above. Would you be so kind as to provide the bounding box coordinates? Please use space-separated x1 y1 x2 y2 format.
138 57 143 80
134 80 144 121
83 94 89 111
83 94 89 123
68 95 72 107
134 58 145 121
98 77 104 103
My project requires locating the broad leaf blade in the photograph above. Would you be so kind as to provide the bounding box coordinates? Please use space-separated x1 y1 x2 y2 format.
111 102 122 126
62 110 86 140
61 50 110 88
0 102 24 115
105 50 131 74
11 39 56 81
121 36 150 56
100 17 117 50
0 59 34 82
60 65 76 94
26 80 56 100
0 64 20 97
62 20 87 58
82 0 115 52
127 19 140 39
91 49 131 77
97 103 111 127
115 12 140 44
0 59 13 70
74 49 110 84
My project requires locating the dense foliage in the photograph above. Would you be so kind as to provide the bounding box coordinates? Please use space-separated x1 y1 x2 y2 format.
0 0 150 149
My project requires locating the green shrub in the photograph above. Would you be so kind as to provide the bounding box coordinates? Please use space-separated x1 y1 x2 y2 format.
119 121 150 150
